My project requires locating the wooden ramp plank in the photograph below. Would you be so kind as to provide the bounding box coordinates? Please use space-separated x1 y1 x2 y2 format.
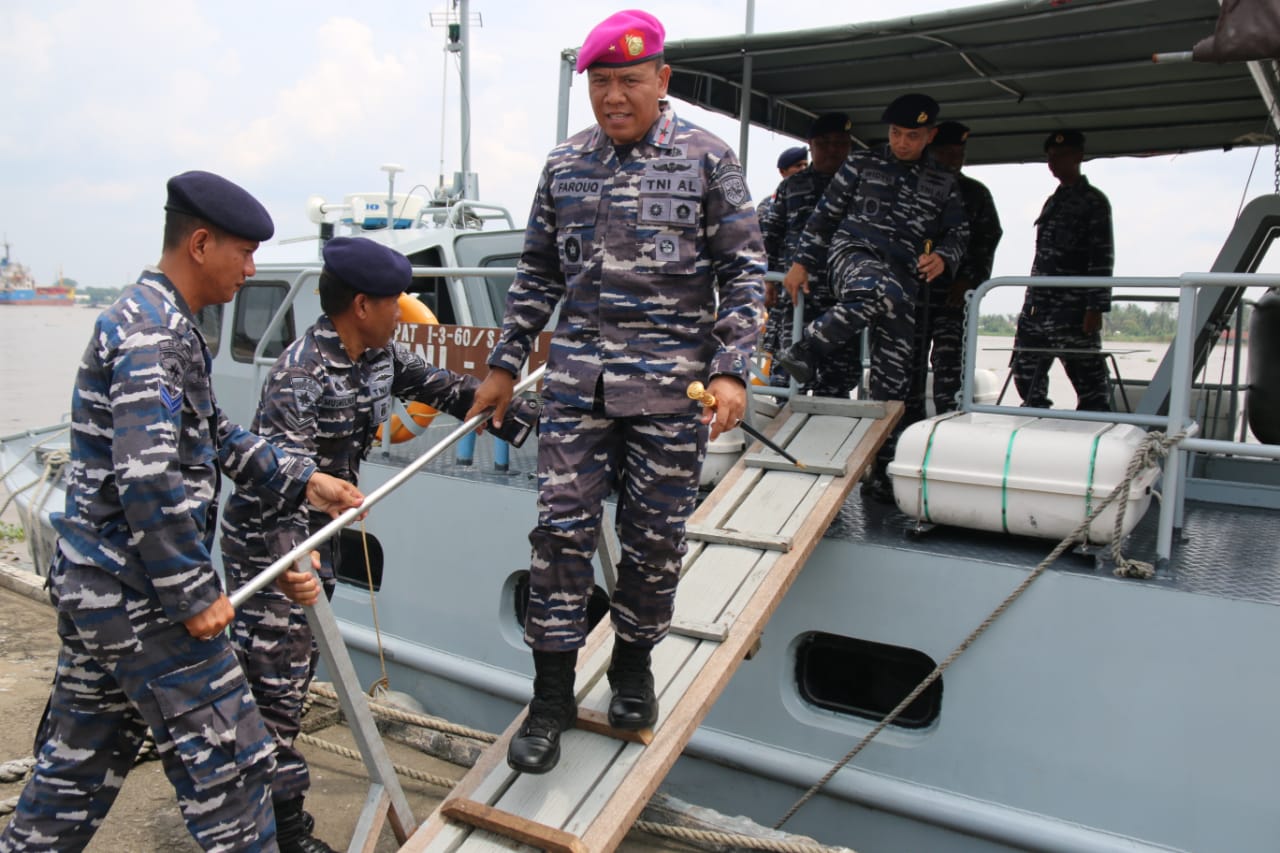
405 400 902 853
442 801 587 853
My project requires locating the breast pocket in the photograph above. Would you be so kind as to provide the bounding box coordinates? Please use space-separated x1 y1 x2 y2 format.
554 192 600 275
179 374 217 467
636 195 701 275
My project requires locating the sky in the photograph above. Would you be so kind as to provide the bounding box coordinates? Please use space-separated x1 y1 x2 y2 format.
3 0 1276 316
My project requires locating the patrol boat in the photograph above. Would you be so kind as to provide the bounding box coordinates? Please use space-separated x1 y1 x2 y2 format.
4 1 1280 850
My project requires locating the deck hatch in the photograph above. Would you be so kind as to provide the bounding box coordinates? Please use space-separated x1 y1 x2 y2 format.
796 631 942 729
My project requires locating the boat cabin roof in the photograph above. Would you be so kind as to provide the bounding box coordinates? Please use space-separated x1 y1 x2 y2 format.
660 0 1277 165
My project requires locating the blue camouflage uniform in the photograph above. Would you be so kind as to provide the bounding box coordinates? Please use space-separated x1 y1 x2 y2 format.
0 272 318 853
908 171 1002 417
761 165 863 396
220 314 477 804
1011 175 1114 409
488 101 764 651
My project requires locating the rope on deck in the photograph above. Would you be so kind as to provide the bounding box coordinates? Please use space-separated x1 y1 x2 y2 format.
774 430 1183 830
308 682 497 743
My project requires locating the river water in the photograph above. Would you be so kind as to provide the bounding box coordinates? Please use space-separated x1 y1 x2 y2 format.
0 304 1237 436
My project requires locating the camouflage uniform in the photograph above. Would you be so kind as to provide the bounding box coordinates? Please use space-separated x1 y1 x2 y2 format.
1 271 319 853
220 314 476 804
488 101 764 651
1011 175 1114 410
793 144 968 471
761 165 863 396
908 171 1002 417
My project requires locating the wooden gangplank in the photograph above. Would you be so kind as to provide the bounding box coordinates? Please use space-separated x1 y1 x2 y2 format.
401 397 902 853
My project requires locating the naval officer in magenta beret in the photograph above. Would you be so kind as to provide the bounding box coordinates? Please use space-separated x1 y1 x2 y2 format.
465 9 765 774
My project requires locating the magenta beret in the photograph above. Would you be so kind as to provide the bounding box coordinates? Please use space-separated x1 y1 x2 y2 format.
576 10 665 73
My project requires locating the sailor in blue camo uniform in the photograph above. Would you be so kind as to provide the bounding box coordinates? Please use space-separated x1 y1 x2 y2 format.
775 94 969 497
1011 130 1114 410
0 172 364 853
907 121 1003 417
219 236 483 852
760 113 862 396
465 9 764 776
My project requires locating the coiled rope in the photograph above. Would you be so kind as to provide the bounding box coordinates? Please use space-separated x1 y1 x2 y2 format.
774 430 1183 829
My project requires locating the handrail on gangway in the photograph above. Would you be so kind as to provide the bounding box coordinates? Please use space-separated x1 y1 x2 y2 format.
230 365 546 609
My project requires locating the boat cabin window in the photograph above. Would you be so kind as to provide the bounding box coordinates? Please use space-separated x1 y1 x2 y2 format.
232 280 295 363
795 632 942 729
512 571 609 633
335 529 383 591
481 254 521 322
405 247 455 324
194 304 223 357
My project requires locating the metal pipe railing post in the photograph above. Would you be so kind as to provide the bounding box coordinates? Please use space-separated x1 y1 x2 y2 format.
230 365 545 608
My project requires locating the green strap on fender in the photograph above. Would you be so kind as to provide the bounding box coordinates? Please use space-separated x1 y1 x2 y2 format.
919 412 962 523
1000 424 1024 534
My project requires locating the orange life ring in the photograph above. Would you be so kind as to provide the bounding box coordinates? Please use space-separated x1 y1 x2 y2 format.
376 294 440 443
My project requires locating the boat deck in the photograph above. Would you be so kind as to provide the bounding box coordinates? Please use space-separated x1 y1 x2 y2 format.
385 417 1280 608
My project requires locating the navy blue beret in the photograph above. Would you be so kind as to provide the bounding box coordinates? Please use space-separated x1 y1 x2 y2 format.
165 170 274 242
776 146 808 170
1044 129 1086 151
933 121 970 146
808 112 851 139
322 237 411 297
881 93 940 128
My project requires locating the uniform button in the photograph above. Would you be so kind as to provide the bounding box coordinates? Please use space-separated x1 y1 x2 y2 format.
179 601 190 612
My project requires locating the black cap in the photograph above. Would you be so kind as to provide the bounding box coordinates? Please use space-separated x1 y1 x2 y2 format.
933 121 970 146
881 93 939 128
776 146 808 170
322 237 411 297
808 112 852 139
1044 129 1086 151
165 170 274 242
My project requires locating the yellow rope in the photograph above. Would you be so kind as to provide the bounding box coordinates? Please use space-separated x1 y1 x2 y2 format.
359 519 391 696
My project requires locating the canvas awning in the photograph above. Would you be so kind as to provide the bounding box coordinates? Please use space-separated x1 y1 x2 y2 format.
660 0 1280 165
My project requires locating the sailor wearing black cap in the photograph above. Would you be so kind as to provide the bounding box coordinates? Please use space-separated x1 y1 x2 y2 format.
756 146 810 235
1010 129 1114 410
907 120 1004 418
220 235 534 851
0 172 366 852
774 93 969 500
760 111 863 397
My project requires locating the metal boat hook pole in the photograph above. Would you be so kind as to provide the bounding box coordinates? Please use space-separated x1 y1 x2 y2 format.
230 365 547 609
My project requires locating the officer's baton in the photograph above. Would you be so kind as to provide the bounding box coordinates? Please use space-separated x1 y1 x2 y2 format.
230 365 547 609
686 381 805 469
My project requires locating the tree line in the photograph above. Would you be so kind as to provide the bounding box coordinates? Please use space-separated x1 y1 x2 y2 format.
978 301 1182 341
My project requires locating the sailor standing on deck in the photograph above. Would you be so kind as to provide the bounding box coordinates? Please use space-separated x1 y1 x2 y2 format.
907 120 1003 416
773 94 969 501
465 9 764 775
220 236 515 852
0 171 364 853
759 112 862 396
1010 129 1114 410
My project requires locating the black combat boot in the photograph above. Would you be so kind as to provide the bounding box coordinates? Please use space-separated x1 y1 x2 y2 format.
275 796 338 853
507 649 578 774
773 336 819 385
607 638 658 730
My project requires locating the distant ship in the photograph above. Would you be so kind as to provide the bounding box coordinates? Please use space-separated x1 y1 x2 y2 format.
0 240 74 306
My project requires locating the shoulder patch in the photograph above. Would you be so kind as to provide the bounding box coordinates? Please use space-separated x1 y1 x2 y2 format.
714 162 750 207
157 338 186 416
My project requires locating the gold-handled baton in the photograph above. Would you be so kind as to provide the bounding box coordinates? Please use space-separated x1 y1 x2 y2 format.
687 381 806 469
